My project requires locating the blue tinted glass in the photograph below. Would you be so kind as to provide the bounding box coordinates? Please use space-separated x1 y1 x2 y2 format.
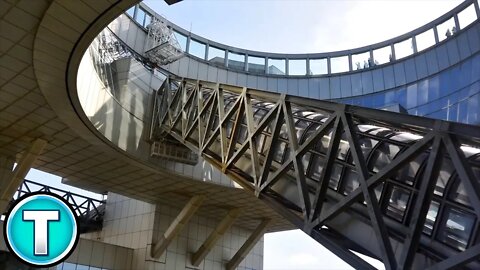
406 84 418 108
458 100 468 123
448 103 458 122
395 87 407 107
467 93 480 124
417 80 428 105
384 90 395 105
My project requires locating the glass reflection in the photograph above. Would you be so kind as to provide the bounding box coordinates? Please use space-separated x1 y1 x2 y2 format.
248 55 266 74
208 46 225 65
268 58 286 75
437 207 475 251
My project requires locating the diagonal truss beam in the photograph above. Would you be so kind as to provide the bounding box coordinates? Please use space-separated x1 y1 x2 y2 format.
154 76 480 270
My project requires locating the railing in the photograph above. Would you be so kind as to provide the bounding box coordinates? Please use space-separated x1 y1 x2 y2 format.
125 0 479 77
154 75 480 270
12 180 106 233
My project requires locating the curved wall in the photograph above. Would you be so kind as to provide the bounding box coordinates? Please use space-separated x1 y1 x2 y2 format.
76 31 236 188
111 3 480 125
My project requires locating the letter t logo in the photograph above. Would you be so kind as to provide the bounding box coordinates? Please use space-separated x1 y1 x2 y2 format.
23 210 60 256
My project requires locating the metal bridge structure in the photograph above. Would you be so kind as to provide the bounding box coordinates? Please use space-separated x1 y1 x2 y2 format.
151 76 480 270
8 180 106 234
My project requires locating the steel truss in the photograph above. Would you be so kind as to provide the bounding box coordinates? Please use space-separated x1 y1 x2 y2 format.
11 180 106 234
152 76 480 269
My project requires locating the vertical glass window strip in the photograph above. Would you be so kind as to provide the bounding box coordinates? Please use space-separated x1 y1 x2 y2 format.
416 29 436 52
208 46 225 65
373 46 392 64
288 59 307 75
173 31 187 51
268 58 286 75
189 39 206 59
126 6 135 18
228 51 245 71
437 17 456 42
394 38 414 60
309 59 328 75
144 13 152 27
135 7 146 26
423 200 439 235
330 56 349 74
458 4 477 29
352 51 372 70
248 55 266 74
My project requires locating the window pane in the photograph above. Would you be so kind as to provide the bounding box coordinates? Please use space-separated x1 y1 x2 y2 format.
416 28 435 52
189 39 206 59
394 38 414 60
135 8 146 26
228 51 245 71
437 207 475 251
373 46 392 65
208 46 225 65
448 177 471 206
423 200 440 236
126 6 135 18
248 55 265 74
330 56 349 73
268 58 286 75
309 59 327 75
369 143 401 172
352 51 372 70
343 168 359 195
458 4 477 29
289 59 306 76
173 31 187 51
385 186 410 222
329 163 343 190
437 17 456 42
144 14 152 27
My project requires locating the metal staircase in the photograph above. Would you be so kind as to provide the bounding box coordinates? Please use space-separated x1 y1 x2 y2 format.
151 76 480 269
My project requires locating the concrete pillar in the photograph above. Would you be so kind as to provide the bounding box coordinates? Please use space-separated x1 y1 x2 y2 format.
0 138 47 213
191 208 241 266
150 195 205 258
226 219 270 270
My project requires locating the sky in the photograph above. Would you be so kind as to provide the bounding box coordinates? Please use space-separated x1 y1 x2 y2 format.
21 0 467 270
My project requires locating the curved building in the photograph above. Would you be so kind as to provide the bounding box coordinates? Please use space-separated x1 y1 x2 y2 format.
0 0 479 270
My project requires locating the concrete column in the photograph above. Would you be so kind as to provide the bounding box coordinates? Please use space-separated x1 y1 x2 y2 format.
226 219 270 270
0 138 47 213
150 195 205 258
191 208 241 266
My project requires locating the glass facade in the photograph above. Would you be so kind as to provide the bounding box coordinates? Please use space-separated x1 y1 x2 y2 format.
335 54 480 125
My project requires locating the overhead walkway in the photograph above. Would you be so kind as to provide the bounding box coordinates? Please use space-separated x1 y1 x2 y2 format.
152 76 480 270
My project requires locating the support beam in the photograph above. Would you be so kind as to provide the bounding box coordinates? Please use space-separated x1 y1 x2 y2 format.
191 208 241 266
0 138 47 212
151 195 205 259
226 219 270 270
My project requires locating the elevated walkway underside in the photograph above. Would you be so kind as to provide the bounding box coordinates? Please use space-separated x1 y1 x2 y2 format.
153 76 480 269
